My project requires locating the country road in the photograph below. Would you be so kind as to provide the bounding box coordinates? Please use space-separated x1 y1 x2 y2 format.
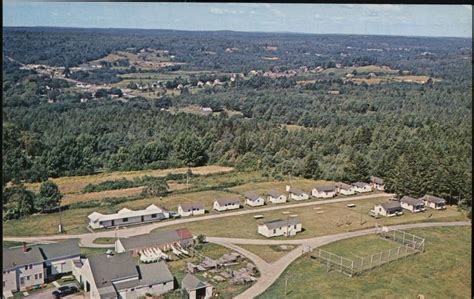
4 192 394 247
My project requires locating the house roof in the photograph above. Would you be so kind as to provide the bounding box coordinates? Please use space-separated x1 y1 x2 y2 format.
119 228 193 251
288 187 306 196
182 274 210 291
420 195 446 204
335 182 352 190
39 239 80 260
88 252 138 289
371 176 384 185
400 196 424 206
379 201 402 211
244 191 263 201
267 189 284 198
137 262 174 286
314 185 336 192
2 246 44 270
88 204 166 223
179 202 204 211
352 182 370 188
215 197 240 206
261 217 301 230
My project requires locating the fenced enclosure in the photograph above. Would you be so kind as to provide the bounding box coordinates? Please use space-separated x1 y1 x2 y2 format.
311 227 425 277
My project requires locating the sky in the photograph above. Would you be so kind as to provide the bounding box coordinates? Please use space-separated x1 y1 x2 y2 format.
3 2 472 38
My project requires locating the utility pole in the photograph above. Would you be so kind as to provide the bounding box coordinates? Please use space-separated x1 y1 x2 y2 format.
284 271 289 297
58 205 64 234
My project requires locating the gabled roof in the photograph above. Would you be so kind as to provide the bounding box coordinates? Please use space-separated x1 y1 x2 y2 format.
119 228 193 251
400 196 424 206
352 182 370 188
137 262 174 285
88 204 166 223
420 195 446 204
244 191 263 201
88 252 138 289
39 239 80 260
314 185 336 192
182 273 211 291
261 217 301 230
2 246 44 270
371 176 384 185
215 197 240 206
179 202 204 211
379 201 402 211
335 182 352 190
288 187 306 195
267 189 284 198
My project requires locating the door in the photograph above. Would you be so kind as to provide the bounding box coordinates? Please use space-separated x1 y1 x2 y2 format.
141 216 144 222
111 220 115 226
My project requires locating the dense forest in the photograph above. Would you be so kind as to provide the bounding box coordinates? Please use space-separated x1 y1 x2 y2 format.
2 27 472 218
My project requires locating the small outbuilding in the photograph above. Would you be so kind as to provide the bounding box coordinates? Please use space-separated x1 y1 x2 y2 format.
244 191 265 207
181 274 213 299
267 189 287 204
352 182 372 193
335 182 355 196
286 186 309 201
371 201 403 217
178 202 205 217
400 196 426 213
213 197 241 212
370 176 385 191
420 195 446 210
312 185 336 198
258 217 302 237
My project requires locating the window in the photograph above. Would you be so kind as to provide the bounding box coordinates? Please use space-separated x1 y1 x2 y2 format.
294 225 297 229
123 218 128 222
35 274 38 280
38 273 42 279
25 266 28 270
20 277 25 285
273 229 276 234
151 214 157 218
27 275 31 281
29 265 33 270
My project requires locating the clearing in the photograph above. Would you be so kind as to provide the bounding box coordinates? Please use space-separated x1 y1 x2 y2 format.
237 244 297 263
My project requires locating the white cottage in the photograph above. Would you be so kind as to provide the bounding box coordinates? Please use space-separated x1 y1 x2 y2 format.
371 201 403 217
87 204 169 229
178 202 205 217
352 182 372 193
335 182 355 196
267 189 287 204
420 195 446 210
312 185 336 198
258 217 302 237
286 186 309 201
213 197 241 212
370 176 385 191
244 191 265 207
400 196 426 213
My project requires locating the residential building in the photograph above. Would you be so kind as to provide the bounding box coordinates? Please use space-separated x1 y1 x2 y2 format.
244 192 265 207
178 203 205 217
73 252 174 299
88 204 169 229
267 190 287 204
213 197 241 212
420 195 447 210
370 176 385 191
312 185 336 198
352 182 372 193
335 182 355 196
286 186 309 201
181 274 213 299
400 196 426 213
258 218 302 237
371 202 403 217
40 239 81 278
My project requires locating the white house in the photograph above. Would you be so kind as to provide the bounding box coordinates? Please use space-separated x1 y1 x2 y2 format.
73 252 174 299
87 204 169 229
213 197 241 212
267 190 287 204
420 195 446 210
178 202 205 217
371 202 403 217
335 182 355 196
370 176 385 191
286 186 309 201
257 218 302 237
244 191 265 207
181 274 213 299
352 182 372 193
400 196 426 213
312 185 336 198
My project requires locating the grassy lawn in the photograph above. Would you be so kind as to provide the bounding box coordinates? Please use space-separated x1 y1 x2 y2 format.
92 237 117 245
228 178 332 196
62 187 145 205
80 247 112 257
152 198 466 240
258 226 471 299
238 244 297 263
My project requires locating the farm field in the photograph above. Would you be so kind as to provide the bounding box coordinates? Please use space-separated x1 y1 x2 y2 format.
257 226 471 299
152 197 466 240
23 165 234 194
238 244 297 263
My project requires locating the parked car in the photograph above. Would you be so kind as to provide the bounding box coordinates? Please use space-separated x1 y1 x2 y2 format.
52 285 78 298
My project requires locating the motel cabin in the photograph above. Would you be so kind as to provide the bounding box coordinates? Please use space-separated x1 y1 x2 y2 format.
335 182 355 196
213 197 241 212
267 189 287 204
400 196 426 213
420 195 447 210
178 202 205 217
371 201 403 217
352 182 373 193
87 204 169 229
312 185 337 198
370 176 385 191
244 191 265 207
181 274 213 299
286 186 310 201
257 217 303 238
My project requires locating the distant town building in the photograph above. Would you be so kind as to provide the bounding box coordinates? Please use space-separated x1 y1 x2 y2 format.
352 182 372 193
335 182 355 196
371 202 403 217
286 186 309 201
178 203 205 217
266 190 287 204
312 185 337 198
420 195 446 210
400 196 426 213
244 191 265 207
258 218 302 237
213 197 241 212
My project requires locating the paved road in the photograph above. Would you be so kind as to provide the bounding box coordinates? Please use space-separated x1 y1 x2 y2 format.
4 192 394 247
210 221 471 299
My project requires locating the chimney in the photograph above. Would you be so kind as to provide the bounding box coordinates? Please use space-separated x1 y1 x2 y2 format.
285 185 291 192
23 242 28 253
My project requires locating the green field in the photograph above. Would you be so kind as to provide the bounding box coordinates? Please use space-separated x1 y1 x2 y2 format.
258 226 471 299
238 244 297 263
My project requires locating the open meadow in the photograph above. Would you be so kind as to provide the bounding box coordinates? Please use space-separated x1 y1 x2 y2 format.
257 226 471 299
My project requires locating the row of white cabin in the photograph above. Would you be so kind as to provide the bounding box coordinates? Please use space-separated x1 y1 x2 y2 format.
372 194 447 217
